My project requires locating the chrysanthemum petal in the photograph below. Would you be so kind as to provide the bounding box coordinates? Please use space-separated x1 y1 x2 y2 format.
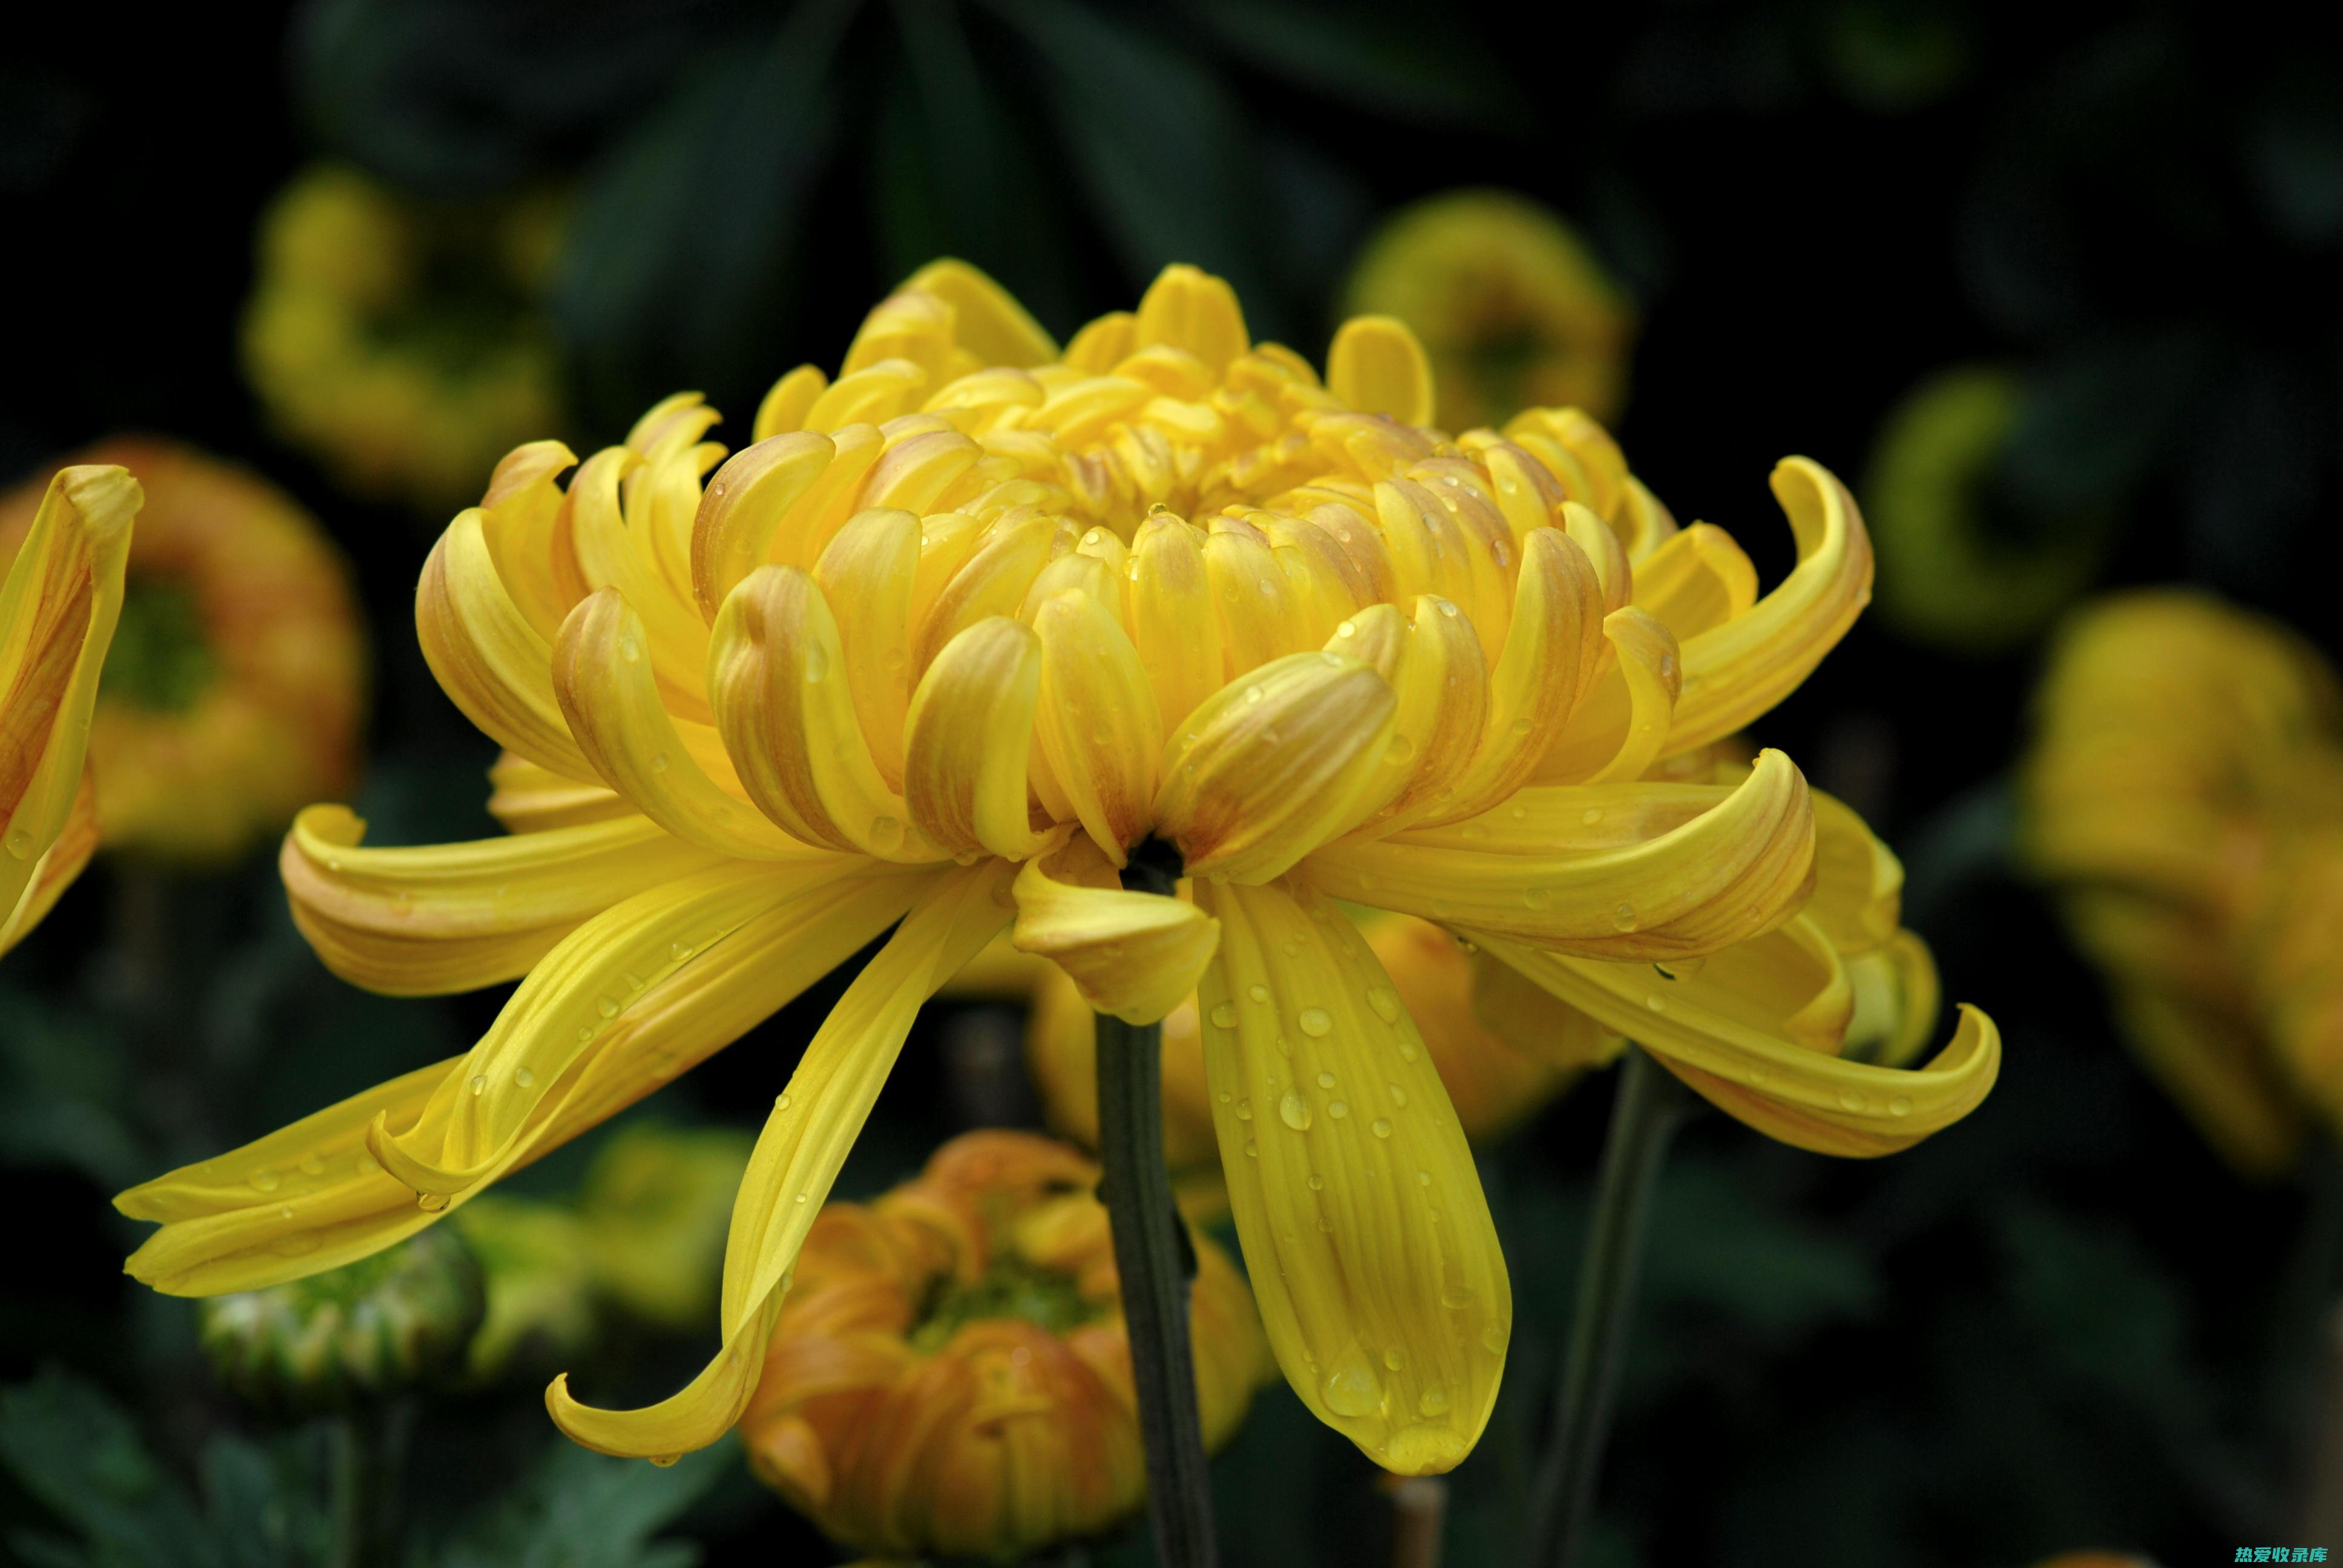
280 805 729 995
366 858 885 1200
1133 265 1248 376
1 464 136 930
477 440 582 641
0 763 98 959
1126 515 1224 746
753 365 829 441
1443 527 1605 820
549 860 1015 1459
1327 316 1435 426
690 432 841 619
554 589 822 860
1011 837 1219 1025
902 616 1049 860
1629 521 1757 645
1031 589 1161 861
417 508 596 780
1663 457 1873 756
899 258 1060 368
566 445 715 724
119 871 928 1296
1476 928 1999 1156
1326 599 1486 836
1193 879 1509 1475
1807 789 1904 955
1844 929 1940 1068
1156 652 1398 884
486 752 632 833
1308 749 1812 960
708 565 940 861
1531 607 1682 785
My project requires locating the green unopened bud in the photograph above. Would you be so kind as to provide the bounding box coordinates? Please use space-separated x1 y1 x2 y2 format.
452 1195 598 1381
198 1227 484 1413
580 1123 751 1331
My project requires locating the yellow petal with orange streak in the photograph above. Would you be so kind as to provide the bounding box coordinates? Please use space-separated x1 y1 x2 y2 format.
753 365 828 442
1440 527 1604 821
1031 589 1160 862
1532 607 1681 785
690 432 839 618
903 617 1048 861
417 509 595 781
1126 515 1224 744
1629 522 1757 646
0 762 98 959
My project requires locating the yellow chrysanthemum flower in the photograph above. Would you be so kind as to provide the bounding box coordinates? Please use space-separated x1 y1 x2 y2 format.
243 165 568 510
2025 590 2343 1174
738 1131 1267 1560
117 260 1996 1478
0 464 139 956
1345 189 1636 434
0 439 367 863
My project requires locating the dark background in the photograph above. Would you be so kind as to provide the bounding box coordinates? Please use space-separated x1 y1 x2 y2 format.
4 2 2339 1563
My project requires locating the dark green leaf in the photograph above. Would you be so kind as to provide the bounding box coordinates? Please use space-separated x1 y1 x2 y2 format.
1184 0 1527 133
0 1369 215 1568
424 1438 729 1568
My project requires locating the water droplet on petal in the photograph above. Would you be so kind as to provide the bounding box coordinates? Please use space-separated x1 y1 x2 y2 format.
1321 1351 1384 1419
777 1093 793 1111
1234 1097 1253 1121
1210 1001 1239 1029
1611 902 1638 931
1417 1170 1433 1186
1366 986 1401 1023
617 635 641 664
298 1154 326 1177
1482 1322 1510 1354
1248 984 1270 1003
1524 887 1551 910
514 1067 536 1088
1372 1119 1392 1138
1299 1007 1333 1037
1440 1283 1473 1308
1316 1071 1335 1088
1328 1100 1350 1120
1384 734 1416 765
469 1074 487 1097
803 641 829 682
650 752 670 773
650 1454 680 1469
868 815 905 851
1581 808 1604 826
1645 995 1666 1013
417 1192 451 1212
1838 1090 1867 1112
1889 1094 1914 1117
249 1169 280 1193
1244 684 1264 704
598 997 618 1018
1418 1387 1451 1416
1388 1083 1408 1106
1279 1091 1312 1130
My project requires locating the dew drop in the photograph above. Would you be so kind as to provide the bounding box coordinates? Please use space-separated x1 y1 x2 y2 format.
1248 984 1270 1003
1320 1351 1384 1419
1417 1387 1452 1417
617 635 641 664
795 1192 808 1204
1244 684 1264 704
417 1192 451 1212
598 997 618 1018
1245 1140 1258 1157
1645 995 1666 1013
1440 1283 1474 1308
514 1067 536 1088
1889 1094 1914 1117
671 942 695 961
1234 1097 1253 1121
1335 619 1357 638
1366 985 1401 1023
1509 718 1532 737
1610 902 1638 931
1210 1001 1239 1029
1307 1174 1323 1191
1319 651 1343 667
1510 805 1527 820
1398 1042 1420 1062
1384 733 1417 765
1837 1091 1867 1112
1327 1100 1350 1120
1524 886 1551 910
577 1026 595 1043
803 641 829 682
272 1231 320 1258
298 1154 326 1177
1417 1170 1433 1186
1388 1083 1408 1107
469 1074 487 1097
1384 1347 1408 1371
777 1093 793 1111
1316 1071 1335 1089
1372 1119 1392 1138
1218 1091 1232 1105
650 1454 680 1469
1437 599 1459 617
249 1169 280 1193
1581 808 1604 826
1279 1091 1312 1131
868 815 905 851
1482 1322 1511 1354
1299 1007 1333 1037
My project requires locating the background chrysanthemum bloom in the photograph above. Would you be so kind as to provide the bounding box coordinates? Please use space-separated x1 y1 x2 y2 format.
0 438 367 863
738 1130 1266 1560
0 464 137 956
2024 590 2343 1174
242 164 568 510
1344 189 1636 434
1026 909 1585 1160
118 259 1995 1478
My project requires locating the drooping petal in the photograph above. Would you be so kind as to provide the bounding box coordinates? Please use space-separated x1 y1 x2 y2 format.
1156 652 1398 884
1663 457 1873 756
119 871 928 1296
281 805 729 995
477 440 583 642
707 566 940 862
554 589 822 860
1531 607 1682 785
1306 750 1814 961
1031 589 1161 862
1629 522 1757 645
1011 836 1219 1025
548 859 1015 1459
367 857 888 1201
902 617 1048 861
1476 929 1999 1157
416 508 595 780
0 763 99 959
1806 789 1904 955
1 464 136 931
1193 878 1509 1475
1326 316 1435 426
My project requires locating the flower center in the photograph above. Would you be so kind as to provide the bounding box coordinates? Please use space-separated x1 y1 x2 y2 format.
103 575 217 712
908 1253 1103 1351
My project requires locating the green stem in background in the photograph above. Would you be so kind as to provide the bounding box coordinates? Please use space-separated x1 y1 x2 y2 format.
1095 849 1217 1568
1529 1045 1693 1568
328 1411 377 1568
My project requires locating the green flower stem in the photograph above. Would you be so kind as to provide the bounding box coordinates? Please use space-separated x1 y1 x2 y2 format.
1095 852 1216 1568
328 1410 383 1568
1530 1045 1693 1568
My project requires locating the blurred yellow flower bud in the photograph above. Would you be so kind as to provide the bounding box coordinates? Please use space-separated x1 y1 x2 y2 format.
0 438 366 863
577 1122 753 1331
1345 189 1635 432
198 1227 483 1413
738 1131 1270 1561
2025 590 2343 1174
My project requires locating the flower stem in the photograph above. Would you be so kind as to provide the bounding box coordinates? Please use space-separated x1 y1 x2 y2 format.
1530 1045 1692 1567
1095 852 1217 1568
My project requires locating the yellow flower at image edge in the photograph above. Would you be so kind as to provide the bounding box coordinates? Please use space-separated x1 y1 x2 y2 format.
1346 189 1636 434
0 464 139 955
739 1131 1267 1560
0 439 367 863
2025 590 2343 1173
117 258 1996 1479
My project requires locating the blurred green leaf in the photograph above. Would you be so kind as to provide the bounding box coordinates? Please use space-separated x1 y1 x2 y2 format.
993 0 1282 335
552 0 855 423
1185 1 1528 132
2001 332 2212 514
0 988 142 1189
423 1439 729 1568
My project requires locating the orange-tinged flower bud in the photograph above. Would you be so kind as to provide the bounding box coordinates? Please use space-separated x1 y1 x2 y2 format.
738 1131 1269 1561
